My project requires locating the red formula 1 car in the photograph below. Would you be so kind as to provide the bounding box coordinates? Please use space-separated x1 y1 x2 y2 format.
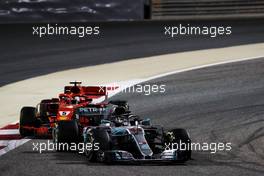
19 81 112 139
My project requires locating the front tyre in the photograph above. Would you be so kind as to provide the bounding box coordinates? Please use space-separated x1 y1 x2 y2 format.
84 128 111 162
165 128 192 162
53 120 79 151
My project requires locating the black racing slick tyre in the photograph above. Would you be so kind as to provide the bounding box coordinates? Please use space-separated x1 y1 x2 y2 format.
167 128 192 162
53 120 79 151
85 128 111 162
19 107 36 137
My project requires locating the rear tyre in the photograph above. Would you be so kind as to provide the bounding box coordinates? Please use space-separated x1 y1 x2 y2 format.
19 107 36 137
85 128 111 162
53 120 79 151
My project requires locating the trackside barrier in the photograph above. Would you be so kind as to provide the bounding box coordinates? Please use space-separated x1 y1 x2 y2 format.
151 0 264 19
0 0 145 23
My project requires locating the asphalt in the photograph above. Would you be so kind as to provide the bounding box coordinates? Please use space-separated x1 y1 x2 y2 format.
1 19 264 86
0 58 263 176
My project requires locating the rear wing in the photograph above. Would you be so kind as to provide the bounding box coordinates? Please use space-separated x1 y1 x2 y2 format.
64 86 108 101
85 86 108 102
64 86 107 95
84 86 107 96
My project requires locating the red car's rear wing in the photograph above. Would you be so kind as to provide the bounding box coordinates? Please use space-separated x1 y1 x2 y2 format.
84 86 108 101
64 86 107 95
64 85 108 101
83 86 107 96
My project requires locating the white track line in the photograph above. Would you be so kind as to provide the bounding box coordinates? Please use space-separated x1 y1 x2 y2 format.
145 55 264 82
0 139 30 156
0 55 263 157
0 129 19 135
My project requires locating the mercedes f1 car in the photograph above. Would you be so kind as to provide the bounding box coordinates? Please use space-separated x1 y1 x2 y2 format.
83 112 192 164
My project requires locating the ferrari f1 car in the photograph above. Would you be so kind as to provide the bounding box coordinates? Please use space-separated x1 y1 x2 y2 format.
19 81 127 140
83 112 192 164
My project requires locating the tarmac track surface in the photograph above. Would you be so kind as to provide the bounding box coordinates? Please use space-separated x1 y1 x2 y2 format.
1 19 264 86
0 58 263 176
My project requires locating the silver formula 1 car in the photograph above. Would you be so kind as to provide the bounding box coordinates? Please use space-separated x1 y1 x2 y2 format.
83 110 192 164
